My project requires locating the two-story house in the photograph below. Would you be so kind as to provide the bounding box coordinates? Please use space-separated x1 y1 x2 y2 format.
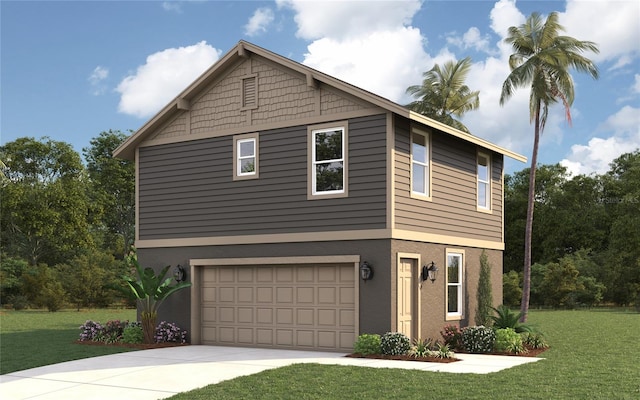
114 40 526 352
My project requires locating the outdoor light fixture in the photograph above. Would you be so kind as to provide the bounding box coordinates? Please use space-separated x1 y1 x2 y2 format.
422 261 438 283
360 261 373 282
173 265 187 283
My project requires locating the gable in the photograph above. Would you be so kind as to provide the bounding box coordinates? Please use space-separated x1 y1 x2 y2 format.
147 55 374 144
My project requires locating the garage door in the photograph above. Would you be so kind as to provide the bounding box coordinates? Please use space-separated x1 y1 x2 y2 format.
201 263 356 352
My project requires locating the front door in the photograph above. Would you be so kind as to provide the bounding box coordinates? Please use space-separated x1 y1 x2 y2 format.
397 258 416 339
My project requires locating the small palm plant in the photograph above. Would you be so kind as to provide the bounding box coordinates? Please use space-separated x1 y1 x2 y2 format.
490 305 533 333
123 249 191 344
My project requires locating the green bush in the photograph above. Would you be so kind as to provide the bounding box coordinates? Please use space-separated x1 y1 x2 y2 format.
494 328 525 353
476 250 493 326
380 332 411 356
522 332 548 349
408 338 433 358
440 324 463 351
461 326 495 353
122 324 144 344
434 342 454 359
353 334 381 355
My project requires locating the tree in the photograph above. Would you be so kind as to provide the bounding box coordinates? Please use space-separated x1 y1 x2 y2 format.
499 12 599 321
476 251 493 326
0 137 93 265
406 57 480 133
83 130 135 257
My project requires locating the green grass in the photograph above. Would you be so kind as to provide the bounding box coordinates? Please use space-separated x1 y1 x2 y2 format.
0 308 137 374
167 309 640 400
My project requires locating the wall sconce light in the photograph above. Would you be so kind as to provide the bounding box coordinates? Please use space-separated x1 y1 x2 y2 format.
173 265 187 283
360 261 373 282
421 261 438 283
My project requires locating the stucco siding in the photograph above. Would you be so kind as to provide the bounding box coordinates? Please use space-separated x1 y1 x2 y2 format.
394 118 504 243
138 114 387 240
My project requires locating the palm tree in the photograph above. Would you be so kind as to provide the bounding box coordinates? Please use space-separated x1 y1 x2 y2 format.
406 57 480 133
499 11 599 321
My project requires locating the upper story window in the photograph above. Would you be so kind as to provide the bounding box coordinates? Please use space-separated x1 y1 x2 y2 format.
308 122 348 199
233 133 259 180
411 129 430 199
477 152 491 210
446 251 464 320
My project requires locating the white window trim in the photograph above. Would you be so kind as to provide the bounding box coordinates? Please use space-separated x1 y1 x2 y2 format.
307 121 348 200
445 250 464 321
477 151 491 212
233 133 259 181
410 127 431 201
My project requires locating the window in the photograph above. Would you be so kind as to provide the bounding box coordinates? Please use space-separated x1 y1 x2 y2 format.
477 152 490 210
233 133 259 180
446 251 463 319
308 122 348 199
411 129 430 198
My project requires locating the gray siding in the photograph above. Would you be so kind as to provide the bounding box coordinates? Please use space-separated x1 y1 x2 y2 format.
139 114 387 240
394 118 504 243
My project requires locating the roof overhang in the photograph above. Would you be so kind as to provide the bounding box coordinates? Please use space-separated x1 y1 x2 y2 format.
113 40 527 164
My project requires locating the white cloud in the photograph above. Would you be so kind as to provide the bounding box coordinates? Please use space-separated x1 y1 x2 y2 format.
634 74 640 94
277 0 421 40
88 66 109 96
489 0 524 38
446 27 495 55
560 106 640 175
245 7 275 37
559 0 640 68
303 28 430 102
162 1 183 13
116 41 221 118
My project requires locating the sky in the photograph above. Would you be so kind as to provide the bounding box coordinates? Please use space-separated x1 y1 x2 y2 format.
1 0 639 175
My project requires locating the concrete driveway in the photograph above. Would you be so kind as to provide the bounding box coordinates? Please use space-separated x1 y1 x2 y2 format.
0 345 541 400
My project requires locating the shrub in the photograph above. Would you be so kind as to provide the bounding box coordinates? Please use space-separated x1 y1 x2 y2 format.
434 342 454 359
79 320 104 341
155 321 187 344
353 334 381 355
409 338 433 358
9 295 28 310
494 328 525 354
122 324 144 344
461 325 495 353
98 320 128 343
380 332 411 356
522 332 548 349
475 250 493 326
490 305 533 333
440 324 463 351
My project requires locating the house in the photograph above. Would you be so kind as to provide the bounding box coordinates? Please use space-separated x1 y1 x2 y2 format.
114 40 526 352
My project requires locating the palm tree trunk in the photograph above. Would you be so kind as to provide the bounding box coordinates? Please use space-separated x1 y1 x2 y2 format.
520 101 541 322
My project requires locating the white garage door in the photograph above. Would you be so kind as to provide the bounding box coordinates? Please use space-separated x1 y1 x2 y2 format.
201 263 356 352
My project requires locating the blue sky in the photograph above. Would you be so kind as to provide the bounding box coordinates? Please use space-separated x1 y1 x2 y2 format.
2 0 638 174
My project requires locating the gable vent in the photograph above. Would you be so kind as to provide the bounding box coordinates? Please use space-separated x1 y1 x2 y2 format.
242 76 257 108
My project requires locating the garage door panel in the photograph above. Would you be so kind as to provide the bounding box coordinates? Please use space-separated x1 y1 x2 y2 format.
201 263 355 352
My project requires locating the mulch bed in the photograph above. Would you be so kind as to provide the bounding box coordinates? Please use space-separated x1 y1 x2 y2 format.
346 353 460 363
346 345 548 363
74 340 189 350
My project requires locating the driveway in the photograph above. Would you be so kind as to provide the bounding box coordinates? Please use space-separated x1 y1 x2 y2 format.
0 345 541 400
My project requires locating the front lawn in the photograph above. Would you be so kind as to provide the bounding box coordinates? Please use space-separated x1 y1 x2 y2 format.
167 309 640 400
0 308 137 374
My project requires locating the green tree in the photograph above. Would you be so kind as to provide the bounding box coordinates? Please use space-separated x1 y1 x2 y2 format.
601 150 640 305
502 270 522 307
540 257 582 308
83 130 135 257
21 263 67 311
0 256 28 305
0 137 92 265
475 250 493 326
500 11 599 321
406 57 480 133
58 249 127 310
